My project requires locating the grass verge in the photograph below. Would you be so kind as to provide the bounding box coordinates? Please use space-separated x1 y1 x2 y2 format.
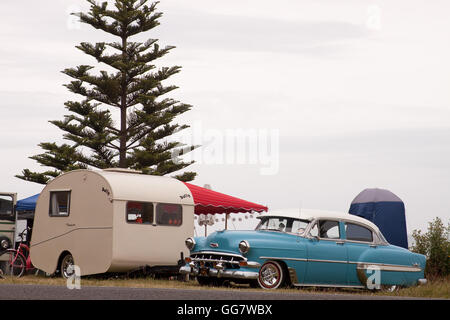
375 276 449 299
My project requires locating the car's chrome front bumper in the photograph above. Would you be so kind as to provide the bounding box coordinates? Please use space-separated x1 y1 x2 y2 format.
179 264 259 280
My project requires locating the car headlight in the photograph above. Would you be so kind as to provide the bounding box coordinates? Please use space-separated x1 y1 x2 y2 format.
185 237 196 250
238 240 250 254
1 239 10 249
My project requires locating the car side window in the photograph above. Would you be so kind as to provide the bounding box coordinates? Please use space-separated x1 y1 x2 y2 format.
346 223 373 242
318 220 340 239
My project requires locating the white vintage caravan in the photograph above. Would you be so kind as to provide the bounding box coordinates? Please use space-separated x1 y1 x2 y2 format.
30 169 195 278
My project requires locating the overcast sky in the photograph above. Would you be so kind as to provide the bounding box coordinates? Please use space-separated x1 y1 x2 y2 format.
0 0 449 234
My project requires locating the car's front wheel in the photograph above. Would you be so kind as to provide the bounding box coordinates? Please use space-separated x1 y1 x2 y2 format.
257 261 285 289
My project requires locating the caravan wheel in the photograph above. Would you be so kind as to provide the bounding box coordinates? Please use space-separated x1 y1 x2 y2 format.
60 253 75 279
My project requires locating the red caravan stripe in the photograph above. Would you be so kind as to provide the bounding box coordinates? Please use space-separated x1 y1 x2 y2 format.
182 182 268 215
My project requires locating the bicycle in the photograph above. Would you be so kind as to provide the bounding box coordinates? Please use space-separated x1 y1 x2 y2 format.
0 227 34 278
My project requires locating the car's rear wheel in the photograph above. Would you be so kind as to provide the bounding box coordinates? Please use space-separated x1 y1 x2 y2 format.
381 285 399 292
257 261 285 289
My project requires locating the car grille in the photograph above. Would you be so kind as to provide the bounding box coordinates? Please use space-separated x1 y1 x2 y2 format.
191 251 245 269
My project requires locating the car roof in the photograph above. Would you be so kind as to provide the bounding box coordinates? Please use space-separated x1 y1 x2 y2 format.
259 208 381 233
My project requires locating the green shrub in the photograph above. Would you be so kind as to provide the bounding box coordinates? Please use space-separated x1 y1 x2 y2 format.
411 217 450 278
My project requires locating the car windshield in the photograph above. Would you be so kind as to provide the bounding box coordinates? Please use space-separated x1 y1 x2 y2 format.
256 217 310 234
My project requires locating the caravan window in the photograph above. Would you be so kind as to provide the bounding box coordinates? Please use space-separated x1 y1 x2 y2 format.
156 204 182 226
49 191 71 216
126 202 154 224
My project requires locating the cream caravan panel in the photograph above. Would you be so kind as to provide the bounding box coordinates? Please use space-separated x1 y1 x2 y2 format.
30 170 113 275
97 170 195 206
109 201 195 272
99 170 196 271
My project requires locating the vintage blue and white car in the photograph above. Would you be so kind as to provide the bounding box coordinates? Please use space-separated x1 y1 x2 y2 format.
180 209 427 290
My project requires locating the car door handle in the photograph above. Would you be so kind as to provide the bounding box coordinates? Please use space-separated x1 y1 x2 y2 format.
66 223 76 227
336 241 345 245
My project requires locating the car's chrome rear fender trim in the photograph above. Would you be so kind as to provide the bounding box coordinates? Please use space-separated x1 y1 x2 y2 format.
260 256 422 272
355 262 422 272
293 283 366 289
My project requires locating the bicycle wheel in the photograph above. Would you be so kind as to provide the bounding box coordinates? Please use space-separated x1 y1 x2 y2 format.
0 250 26 278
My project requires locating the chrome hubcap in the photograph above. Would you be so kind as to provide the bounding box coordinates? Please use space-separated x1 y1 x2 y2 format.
386 285 397 292
260 264 280 287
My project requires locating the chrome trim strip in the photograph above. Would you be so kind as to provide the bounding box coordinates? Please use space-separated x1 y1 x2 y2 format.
209 269 259 279
308 258 347 264
294 283 366 289
260 256 422 272
190 258 259 268
356 263 422 272
246 261 261 268
179 265 258 280
260 256 307 262
192 251 245 260
190 257 241 265
260 256 347 264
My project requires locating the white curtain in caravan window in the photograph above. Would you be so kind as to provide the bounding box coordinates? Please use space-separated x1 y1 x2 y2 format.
51 193 59 215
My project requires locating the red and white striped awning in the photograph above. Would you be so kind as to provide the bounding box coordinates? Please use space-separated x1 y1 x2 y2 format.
183 182 268 215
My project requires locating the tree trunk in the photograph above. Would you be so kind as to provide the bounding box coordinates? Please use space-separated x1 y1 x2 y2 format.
119 35 127 168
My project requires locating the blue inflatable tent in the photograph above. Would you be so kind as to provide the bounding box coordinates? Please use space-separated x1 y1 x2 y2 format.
348 188 408 249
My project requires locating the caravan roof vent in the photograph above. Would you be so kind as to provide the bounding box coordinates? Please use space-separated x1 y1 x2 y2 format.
103 168 143 174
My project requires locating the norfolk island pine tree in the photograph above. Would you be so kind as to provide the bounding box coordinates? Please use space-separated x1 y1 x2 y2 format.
17 0 199 184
